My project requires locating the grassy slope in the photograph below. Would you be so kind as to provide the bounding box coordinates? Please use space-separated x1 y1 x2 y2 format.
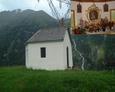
0 67 115 92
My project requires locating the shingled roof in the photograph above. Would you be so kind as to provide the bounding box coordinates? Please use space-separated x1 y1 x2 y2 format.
27 27 67 43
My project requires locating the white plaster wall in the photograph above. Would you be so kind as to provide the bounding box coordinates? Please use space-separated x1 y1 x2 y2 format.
26 41 67 70
63 31 73 68
71 1 115 26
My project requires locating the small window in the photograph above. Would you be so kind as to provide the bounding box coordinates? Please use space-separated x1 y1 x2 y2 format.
40 47 46 58
77 3 82 13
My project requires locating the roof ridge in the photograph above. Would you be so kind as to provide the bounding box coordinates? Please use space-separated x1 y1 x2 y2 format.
26 27 67 43
27 29 41 43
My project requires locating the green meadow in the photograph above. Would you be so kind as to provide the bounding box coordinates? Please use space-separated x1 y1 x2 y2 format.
0 66 115 92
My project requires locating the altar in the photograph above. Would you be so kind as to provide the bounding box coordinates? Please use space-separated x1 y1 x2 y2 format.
71 0 115 34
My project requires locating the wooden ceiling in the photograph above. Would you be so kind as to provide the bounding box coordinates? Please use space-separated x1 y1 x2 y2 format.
71 0 114 2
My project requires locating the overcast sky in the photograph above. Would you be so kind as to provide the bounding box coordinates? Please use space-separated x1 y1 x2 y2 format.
0 0 69 18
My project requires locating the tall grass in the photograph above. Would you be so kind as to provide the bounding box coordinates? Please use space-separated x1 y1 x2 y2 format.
0 66 115 92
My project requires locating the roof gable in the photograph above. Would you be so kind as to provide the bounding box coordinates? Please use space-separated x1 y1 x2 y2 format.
27 27 67 43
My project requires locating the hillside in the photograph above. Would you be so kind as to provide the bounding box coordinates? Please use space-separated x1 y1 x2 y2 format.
0 9 58 66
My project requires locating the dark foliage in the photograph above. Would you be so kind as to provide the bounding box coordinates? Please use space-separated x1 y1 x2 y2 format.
0 9 58 66
73 35 115 70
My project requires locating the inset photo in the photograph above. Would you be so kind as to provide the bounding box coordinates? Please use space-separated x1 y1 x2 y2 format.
71 0 115 35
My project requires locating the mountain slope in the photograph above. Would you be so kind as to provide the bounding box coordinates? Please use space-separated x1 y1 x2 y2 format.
0 9 58 66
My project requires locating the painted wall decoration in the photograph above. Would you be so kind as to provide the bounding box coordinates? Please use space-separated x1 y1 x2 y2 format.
86 4 101 21
110 9 115 22
71 10 76 29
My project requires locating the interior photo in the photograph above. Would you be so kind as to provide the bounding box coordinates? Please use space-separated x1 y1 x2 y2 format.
71 0 115 34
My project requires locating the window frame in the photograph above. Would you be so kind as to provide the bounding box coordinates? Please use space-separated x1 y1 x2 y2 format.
40 47 46 58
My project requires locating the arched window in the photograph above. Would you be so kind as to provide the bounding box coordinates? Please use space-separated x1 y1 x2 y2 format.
103 3 109 12
77 3 82 13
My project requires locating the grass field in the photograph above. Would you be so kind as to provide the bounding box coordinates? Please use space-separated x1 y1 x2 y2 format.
0 66 115 92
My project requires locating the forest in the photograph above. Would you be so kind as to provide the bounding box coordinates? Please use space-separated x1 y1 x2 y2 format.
0 9 58 66
73 35 115 70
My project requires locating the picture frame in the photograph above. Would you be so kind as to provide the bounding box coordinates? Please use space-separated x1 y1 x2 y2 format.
86 4 101 21
71 10 76 29
110 9 115 22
